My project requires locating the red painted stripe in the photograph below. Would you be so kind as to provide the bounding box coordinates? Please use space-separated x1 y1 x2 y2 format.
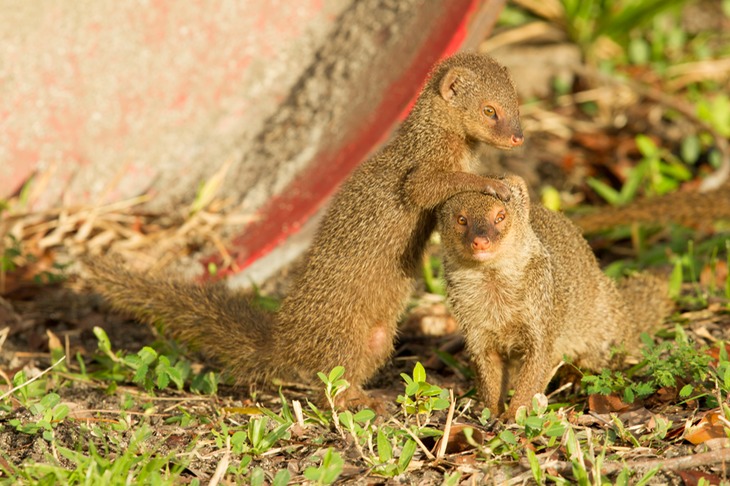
205 0 484 279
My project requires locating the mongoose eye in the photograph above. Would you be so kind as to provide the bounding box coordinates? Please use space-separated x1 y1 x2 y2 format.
483 105 497 119
494 210 506 224
457 215 468 226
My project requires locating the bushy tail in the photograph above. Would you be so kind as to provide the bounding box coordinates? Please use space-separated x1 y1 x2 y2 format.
83 258 277 383
572 188 730 233
618 272 673 343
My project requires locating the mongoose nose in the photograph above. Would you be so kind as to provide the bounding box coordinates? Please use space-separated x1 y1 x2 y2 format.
510 134 524 147
471 236 490 251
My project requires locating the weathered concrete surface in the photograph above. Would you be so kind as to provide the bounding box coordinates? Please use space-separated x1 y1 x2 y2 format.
0 0 504 279
1 0 346 208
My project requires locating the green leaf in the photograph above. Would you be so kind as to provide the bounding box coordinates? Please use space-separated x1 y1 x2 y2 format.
668 258 683 299
272 469 291 486
250 467 265 486
431 398 450 410
586 177 621 205
628 37 650 65
619 162 648 204
545 422 566 437
353 409 375 423
321 448 344 485
681 135 701 164
412 362 426 383
679 384 693 398
623 386 635 404
52 404 70 422
328 366 345 383
338 411 354 430
137 346 158 365
132 364 150 386
499 429 517 445
635 134 659 158
377 429 393 462
156 369 170 390
93 327 112 353
524 416 545 434
526 447 543 484
397 439 417 473
405 381 419 396
231 431 247 448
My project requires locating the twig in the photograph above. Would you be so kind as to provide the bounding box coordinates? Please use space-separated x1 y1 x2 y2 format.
391 417 436 461
437 389 456 459
292 400 306 428
0 356 66 401
208 434 230 486
543 448 730 476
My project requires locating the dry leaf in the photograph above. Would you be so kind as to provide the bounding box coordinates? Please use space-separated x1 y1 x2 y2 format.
677 469 722 486
706 343 730 366
46 329 62 352
685 410 729 445
588 393 638 414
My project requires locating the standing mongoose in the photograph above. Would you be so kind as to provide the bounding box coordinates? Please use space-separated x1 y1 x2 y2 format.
437 175 672 418
87 52 524 407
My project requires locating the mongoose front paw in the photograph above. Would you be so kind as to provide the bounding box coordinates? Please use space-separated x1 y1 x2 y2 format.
481 179 511 202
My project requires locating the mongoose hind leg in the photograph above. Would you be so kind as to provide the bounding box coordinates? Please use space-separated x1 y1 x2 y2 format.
332 322 395 413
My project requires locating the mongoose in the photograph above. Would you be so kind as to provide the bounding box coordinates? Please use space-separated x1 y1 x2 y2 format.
572 185 730 233
437 175 672 418
87 52 524 406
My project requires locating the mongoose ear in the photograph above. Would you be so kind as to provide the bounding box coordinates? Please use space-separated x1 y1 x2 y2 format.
439 67 473 101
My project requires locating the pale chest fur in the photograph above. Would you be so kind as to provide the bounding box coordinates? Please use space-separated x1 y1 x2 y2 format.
446 264 531 351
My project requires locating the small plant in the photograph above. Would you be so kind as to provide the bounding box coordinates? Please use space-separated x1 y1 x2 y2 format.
5 425 187 484
7 392 70 440
397 362 449 422
587 134 692 205
317 366 350 436
317 366 350 408
91 326 218 394
371 429 418 477
582 326 712 404
303 448 344 485
228 416 292 455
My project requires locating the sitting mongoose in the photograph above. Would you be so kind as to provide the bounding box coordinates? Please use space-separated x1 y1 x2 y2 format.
437 175 673 418
87 52 524 407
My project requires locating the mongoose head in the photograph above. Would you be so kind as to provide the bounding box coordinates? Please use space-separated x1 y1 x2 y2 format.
438 175 531 264
428 53 523 150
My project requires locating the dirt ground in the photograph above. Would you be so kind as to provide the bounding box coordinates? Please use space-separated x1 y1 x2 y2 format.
2 3 730 484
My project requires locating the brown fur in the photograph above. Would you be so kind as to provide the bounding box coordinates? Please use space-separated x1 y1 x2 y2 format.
437 175 673 418
86 52 523 406
572 185 730 233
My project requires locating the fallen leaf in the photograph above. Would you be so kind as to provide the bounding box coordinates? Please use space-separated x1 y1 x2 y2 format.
452 453 478 465
618 407 653 427
706 343 730 366
677 469 722 486
588 393 639 414
654 386 679 403
685 410 729 445
46 329 62 352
